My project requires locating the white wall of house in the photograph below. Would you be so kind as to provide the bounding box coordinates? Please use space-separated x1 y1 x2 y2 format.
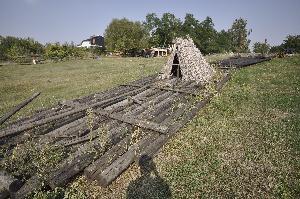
79 41 91 48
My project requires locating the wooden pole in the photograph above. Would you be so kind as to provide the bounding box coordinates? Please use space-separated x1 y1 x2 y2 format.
0 170 23 193
0 92 40 125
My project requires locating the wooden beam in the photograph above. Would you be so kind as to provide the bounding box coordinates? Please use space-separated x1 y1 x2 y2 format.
0 92 40 125
121 83 198 96
0 86 149 139
95 109 169 134
0 170 23 193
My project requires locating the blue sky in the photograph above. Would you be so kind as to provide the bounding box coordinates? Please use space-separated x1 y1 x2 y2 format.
1 0 299 47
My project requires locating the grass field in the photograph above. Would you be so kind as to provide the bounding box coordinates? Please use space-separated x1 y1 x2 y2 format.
0 55 299 198
0 57 165 122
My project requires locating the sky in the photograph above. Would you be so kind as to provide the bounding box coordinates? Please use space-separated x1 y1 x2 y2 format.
0 0 300 47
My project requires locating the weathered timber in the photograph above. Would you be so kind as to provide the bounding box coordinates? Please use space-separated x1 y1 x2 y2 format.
0 92 40 125
219 56 271 69
92 74 231 187
140 73 231 158
52 88 157 147
11 175 42 199
89 92 186 184
0 170 23 193
93 133 160 187
47 122 131 189
4 74 157 130
0 187 9 199
84 135 131 180
95 109 168 134
0 85 149 139
122 83 199 96
140 92 181 120
84 90 180 182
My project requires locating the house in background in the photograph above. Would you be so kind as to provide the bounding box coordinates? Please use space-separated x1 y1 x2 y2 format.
78 35 104 48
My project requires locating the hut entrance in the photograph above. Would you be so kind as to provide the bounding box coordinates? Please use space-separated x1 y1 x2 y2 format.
170 54 182 78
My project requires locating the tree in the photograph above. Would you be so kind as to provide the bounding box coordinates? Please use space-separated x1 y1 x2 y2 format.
215 30 233 53
0 36 44 61
228 18 251 53
144 13 182 47
269 45 284 53
253 39 271 55
197 16 218 54
270 35 300 54
282 35 300 53
104 18 149 55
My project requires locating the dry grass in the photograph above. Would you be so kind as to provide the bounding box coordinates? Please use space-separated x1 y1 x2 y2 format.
65 56 300 199
0 57 166 123
1 55 299 198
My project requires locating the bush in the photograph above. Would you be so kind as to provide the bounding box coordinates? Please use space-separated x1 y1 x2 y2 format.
45 43 90 61
253 40 271 55
0 36 44 62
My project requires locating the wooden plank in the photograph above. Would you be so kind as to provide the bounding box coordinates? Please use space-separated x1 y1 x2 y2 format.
95 109 169 134
0 92 40 125
121 83 198 96
93 133 159 187
0 171 22 193
0 86 149 139
140 73 232 158
84 135 132 180
92 73 231 187
47 121 131 189
0 186 9 199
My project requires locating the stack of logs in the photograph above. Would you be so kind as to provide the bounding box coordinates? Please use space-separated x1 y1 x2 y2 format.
0 72 231 199
218 55 272 69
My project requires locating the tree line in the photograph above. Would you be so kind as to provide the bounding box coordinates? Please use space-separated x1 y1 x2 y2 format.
1 13 299 62
105 13 252 55
0 37 95 63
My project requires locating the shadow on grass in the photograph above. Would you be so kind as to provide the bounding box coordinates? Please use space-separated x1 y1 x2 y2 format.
126 154 171 199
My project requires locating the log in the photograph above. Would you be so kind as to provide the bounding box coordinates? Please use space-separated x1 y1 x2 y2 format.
0 92 40 125
84 135 132 180
47 121 131 188
84 91 180 182
92 73 231 187
0 170 23 193
11 175 42 199
140 73 231 158
95 109 168 134
93 133 159 187
4 74 157 130
0 187 9 199
0 85 149 139
122 83 199 96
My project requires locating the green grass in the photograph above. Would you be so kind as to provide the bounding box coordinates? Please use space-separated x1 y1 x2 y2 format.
0 57 165 122
1 55 299 198
156 55 300 198
60 56 299 199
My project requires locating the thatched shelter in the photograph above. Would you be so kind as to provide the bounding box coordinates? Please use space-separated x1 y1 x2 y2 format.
160 37 215 84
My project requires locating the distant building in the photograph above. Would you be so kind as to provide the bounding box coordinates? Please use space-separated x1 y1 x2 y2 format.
78 35 104 48
151 48 168 57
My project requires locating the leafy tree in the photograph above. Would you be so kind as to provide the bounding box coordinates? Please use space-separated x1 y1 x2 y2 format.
0 36 44 61
269 45 284 53
215 30 233 53
253 39 271 55
44 42 88 60
228 18 251 53
145 14 222 54
197 16 218 54
144 13 182 47
282 35 300 53
104 18 149 55
270 35 300 54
